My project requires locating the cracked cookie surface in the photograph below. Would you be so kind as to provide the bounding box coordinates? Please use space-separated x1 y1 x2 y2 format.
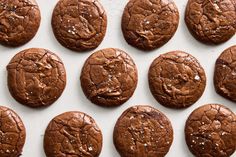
52 0 107 52
0 0 41 47
7 48 66 108
185 104 236 157
0 106 26 157
148 51 206 108
185 0 236 44
80 48 138 107
121 0 179 51
44 111 102 157
113 105 173 157
214 45 236 102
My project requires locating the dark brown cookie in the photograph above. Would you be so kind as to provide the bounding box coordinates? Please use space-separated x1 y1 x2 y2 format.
0 106 26 157
7 48 66 108
214 45 236 102
121 0 179 51
51 0 107 52
44 111 103 157
80 48 138 107
185 104 236 157
0 0 41 47
113 105 173 157
148 51 206 109
185 0 236 44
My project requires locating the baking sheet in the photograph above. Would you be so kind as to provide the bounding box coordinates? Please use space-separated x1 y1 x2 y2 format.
0 0 235 156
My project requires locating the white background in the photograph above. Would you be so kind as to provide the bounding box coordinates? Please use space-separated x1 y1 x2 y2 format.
0 0 235 156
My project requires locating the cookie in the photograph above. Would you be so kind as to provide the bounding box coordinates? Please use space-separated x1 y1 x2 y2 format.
113 105 173 157
0 106 26 156
51 0 107 52
7 48 66 108
44 111 103 157
185 0 236 44
121 0 179 51
185 104 236 157
148 51 206 108
80 48 138 107
0 0 41 47
214 45 236 102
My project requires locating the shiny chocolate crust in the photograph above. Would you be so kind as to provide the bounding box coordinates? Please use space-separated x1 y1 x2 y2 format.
185 0 236 44
185 104 236 157
44 111 103 157
0 0 41 46
51 0 107 52
80 48 138 107
214 45 236 102
113 105 173 157
0 106 26 157
7 48 66 108
148 51 206 108
121 0 179 50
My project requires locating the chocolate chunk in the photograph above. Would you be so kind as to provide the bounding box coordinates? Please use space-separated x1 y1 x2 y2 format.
7 48 66 108
113 105 173 157
185 104 236 157
0 106 26 157
185 0 236 44
214 45 236 102
44 111 103 157
121 0 179 51
80 48 138 107
51 0 107 52
148 51 206 108
0 0 41 47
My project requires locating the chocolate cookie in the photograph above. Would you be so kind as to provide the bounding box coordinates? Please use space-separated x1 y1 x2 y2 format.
185 0 236 44
51 0 107 52
113 105 173 157
0 0 41 47
0 106 26 157
80 48 138 107
185 104 236 157
121 0 179 51
148 51 206 108
44 111 103 157
7 48 66 108
214 45 236 102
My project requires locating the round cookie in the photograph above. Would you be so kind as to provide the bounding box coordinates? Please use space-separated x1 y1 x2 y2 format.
214 45 236 102
121 0 179 51
80 48 138 107
148 51 206 109
185 104 236 157
51 0 107 52
7 48 66 108
44 111 103 157
185 0 236 44
0 106 26 157
113 105 173 157
0 0 41 47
